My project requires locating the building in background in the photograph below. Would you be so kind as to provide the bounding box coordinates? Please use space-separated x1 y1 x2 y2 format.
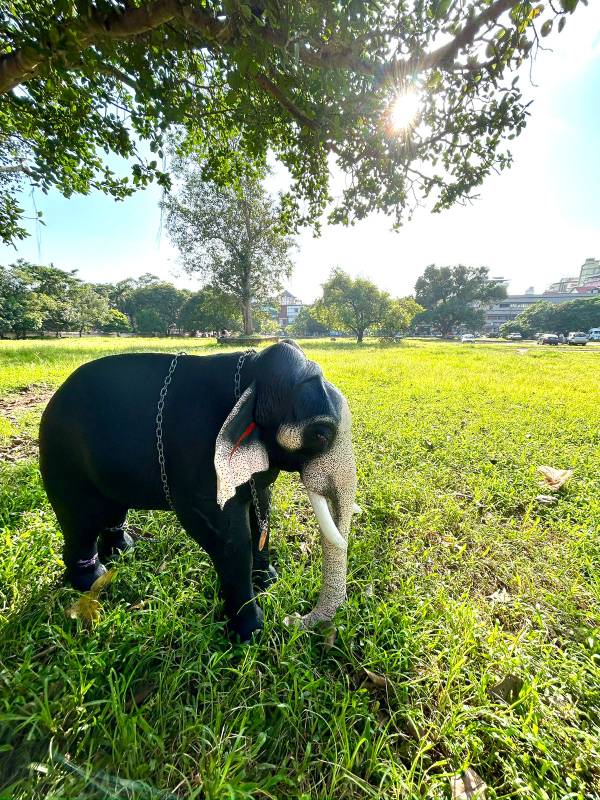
485 291 585 333
278 290 304 328
547 258 600 293
578 257 600 286
547 276 579 293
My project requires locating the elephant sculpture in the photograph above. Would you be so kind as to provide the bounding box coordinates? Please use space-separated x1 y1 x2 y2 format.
39 341 357 640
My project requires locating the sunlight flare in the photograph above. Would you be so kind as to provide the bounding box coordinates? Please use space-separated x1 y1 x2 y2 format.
390 90 421 131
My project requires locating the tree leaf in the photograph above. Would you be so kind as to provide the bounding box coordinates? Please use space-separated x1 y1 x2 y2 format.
489 674 524 704
363 668 389 689
89 568 117 598
451 768 487 799
65 595 101 625
537 465 573 492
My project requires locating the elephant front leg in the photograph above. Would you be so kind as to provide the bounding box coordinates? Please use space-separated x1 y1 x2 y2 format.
176 501 263 642
249 482 278 593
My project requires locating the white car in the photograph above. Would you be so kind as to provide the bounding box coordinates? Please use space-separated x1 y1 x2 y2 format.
461 334 476 343
567 332 588 346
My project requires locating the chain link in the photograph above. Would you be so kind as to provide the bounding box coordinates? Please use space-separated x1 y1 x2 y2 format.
156 348 271 542
235 349 271 543
156 351 185 509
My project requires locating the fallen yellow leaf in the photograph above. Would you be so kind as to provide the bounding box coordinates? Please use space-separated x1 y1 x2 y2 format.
65 568 116 626
89 568 117 598
65 595 101 625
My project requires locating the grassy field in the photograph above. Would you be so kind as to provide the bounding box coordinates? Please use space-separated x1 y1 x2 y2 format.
1 337 599 800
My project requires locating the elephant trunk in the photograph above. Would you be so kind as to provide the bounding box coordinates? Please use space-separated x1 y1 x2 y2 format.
287 395 357 629
298 486 355 628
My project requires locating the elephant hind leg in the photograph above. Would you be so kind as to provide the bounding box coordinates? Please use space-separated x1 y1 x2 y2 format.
97 517 134 563
44 472 126 591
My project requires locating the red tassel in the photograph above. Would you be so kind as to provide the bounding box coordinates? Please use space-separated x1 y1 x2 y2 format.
229 421 257 461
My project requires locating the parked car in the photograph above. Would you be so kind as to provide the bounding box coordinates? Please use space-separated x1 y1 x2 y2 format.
538 333 559 346
461 333 476 343
567 331 588 346
506 332 522 340
588 328 600 342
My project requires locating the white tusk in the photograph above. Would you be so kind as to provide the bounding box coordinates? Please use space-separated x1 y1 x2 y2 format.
352 503 362 515
307 491 348 551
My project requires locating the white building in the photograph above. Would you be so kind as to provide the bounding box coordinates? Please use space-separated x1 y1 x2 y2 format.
578 257 600 286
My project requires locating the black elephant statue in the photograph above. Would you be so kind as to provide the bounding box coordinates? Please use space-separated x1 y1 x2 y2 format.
39 341 357 640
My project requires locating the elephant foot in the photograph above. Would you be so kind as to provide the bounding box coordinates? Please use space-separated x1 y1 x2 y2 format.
253 564 278 592
65 555 107 592
98 530 135 563
228 601 264 643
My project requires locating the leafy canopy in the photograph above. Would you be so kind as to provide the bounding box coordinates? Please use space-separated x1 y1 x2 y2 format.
315 269 393 343
500 297 600 337
377 297 425 338
415 264 507 336
163 163 293 334
0 0 585 244
178 286 242 334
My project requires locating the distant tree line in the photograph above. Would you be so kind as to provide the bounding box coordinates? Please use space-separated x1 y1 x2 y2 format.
289 265 507 343
0 260 247 339
500 298 600 338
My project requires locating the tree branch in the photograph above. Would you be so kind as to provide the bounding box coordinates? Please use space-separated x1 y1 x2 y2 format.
386 0 519 79
0 0 227 94
254 73 319 131
0 161 35 177
0 0 523 99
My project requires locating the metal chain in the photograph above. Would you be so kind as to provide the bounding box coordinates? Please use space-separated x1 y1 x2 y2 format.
155 348 271 542
235 349 271 543
156 351 186 509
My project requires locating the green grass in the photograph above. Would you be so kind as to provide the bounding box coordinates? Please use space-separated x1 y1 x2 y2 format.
1 337 599 799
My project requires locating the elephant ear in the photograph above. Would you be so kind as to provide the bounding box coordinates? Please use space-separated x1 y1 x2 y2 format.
214 383 269 509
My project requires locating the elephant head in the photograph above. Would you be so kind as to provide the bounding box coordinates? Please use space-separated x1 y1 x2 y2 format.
214 340 357 627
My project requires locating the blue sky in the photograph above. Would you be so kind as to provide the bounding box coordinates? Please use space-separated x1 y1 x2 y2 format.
1 6 599 301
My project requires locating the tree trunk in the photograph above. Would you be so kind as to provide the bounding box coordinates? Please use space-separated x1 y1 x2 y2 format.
356 330 364 343
242 299 253 336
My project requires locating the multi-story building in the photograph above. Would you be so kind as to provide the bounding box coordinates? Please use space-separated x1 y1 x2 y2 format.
578 257 600 286
548 259 600 293
278 290 304 328
484 292 582 333
548 276 579 293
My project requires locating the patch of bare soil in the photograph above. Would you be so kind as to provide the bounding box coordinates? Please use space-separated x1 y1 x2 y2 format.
0 386 54 463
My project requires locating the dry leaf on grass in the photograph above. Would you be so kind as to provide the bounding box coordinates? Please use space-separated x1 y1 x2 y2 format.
487 587 511 604
489 674 524 704
451 768 487 799
126 682 157 710
536 494 557 506
537 465 573 492
363 668 389 689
